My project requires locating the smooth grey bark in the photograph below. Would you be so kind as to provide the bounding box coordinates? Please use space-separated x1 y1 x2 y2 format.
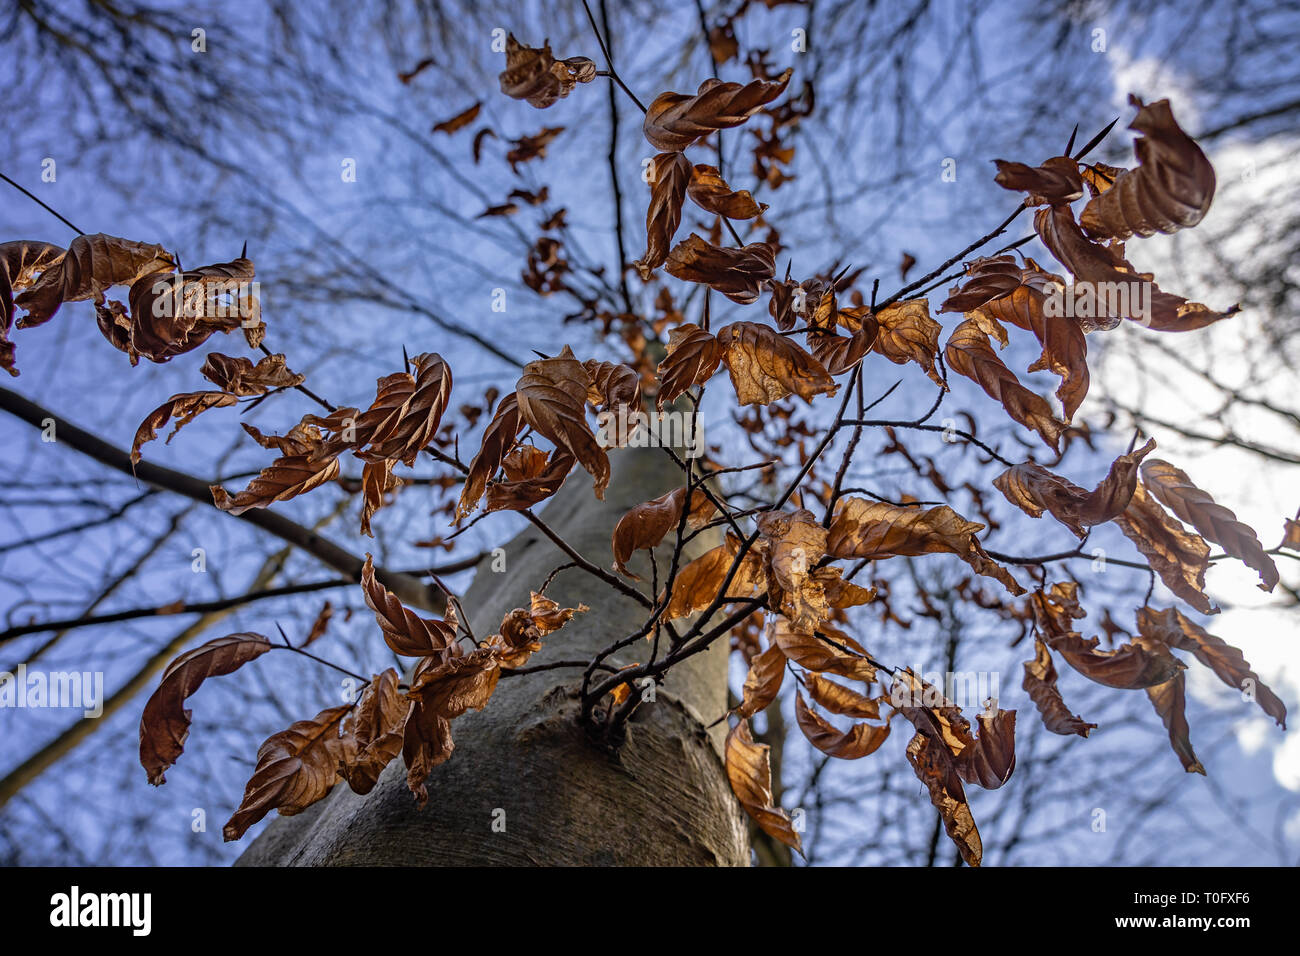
237 443 750 866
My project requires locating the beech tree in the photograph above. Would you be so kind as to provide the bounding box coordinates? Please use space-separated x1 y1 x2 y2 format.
1 0 1295 867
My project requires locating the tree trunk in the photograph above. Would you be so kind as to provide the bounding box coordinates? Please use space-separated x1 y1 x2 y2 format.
236 444 750 866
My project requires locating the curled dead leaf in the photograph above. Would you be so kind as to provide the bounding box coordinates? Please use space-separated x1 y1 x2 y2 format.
794 691 890 758
644 69 793 152
872 299 945 389
1080 96 1216 241
945 317 1063 451
1141 458 1278 591
139 632 273 786
724 719 803 855
132 391 238 464
994 438 1156 538
656 323 722 407
666 234 775 305
826 496 1024 595
715 320 836 406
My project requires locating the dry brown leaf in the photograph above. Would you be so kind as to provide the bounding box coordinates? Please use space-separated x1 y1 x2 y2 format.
490 594 567 669
15 233 174 328
521 591 586 637
407 646 502 721
663 534 764 620
961 261 1089 420
819 568 877 609
959 710 1018 790
938 255 1023 313
771 619 877 682
339 669 409 795
124 257 255 363
210 451 339 515
826 496 1024 595
223 703 352 840
715 320 836 406
1080 161 1126 198
1137 605 1286 728
484 448 574 512
501 444 551 481
644 69 793 152
1080 96 1216 241
1021 637 1097 737
994 438 1156 538
472 127 498 163
656 322 722 407
686 164 768 219
498 34 596 109
360 553 457 656
243 417 331 457
806 320 879 376
1279 510 1300 552
666 234 776 304
1031 583 1184 689
794 692 890 758
583 359 642 415
1035 203 1235 333
200 352 304 396
356 353 453 466
132 391 238 464
634 152 693 280
432 101 482 135
872 299 945 389
724 719 803 855
899 251 917 280
139 632 273 785
0 240 64 375
993 155 1084 206
945 317 1064 451
402 696 455 807
893 671 1017 790
1141 459 1278 591
301 601 333 648
906 732 982 867
1114 480 1216 614
516 346 609 499
803 672 879 719
360 458 402 537
1145 672 1205 774
505 126 565 171
457 391 523 519
736 643 786 718
611 485 717 577
756 508 829 632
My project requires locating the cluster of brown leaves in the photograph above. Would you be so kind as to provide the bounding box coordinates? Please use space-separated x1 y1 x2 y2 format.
2 234 266 375
138 555 584 837
995 95 1235 334
893 670 1017 866
200 351 451 536
456 346 649 520
499 34 596 109
1021 580 1286 778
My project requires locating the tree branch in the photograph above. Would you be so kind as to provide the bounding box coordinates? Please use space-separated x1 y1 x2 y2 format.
0 385 443 611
